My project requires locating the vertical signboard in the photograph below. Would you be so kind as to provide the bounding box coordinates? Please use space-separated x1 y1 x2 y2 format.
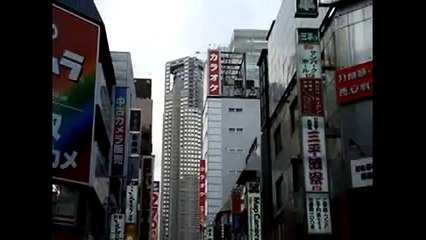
110 214 125 240
151 181 160 240
199 159 207 230
111 86 128 177
125 184 138 223
52 4 100 184
246 182 262 240
296 28 332 235
140 156 154 240
350 157 373 188
306 193 332 234
295 0 319 18
335 61 373 104
208 49 221 96
301 117 329 192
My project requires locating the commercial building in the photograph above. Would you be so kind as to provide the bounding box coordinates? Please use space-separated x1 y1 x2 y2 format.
52 1 116 240
160 57 204 240
259 0 373 239
202 29 267 225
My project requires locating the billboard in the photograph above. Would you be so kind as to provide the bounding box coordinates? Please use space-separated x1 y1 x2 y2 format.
111 86 128 177
306 193 332 234
350 157 373 188
151 181 160 240
52 4 100 184
246 182 262 240
110 214 125 240
335 61 373 104
199 159 206 228
140 156 154 240
125 184 138 223
208 50 221 96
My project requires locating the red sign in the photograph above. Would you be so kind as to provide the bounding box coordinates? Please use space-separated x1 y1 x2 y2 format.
300 79 324 116
335 61 373 104
208 50 220 95
151 184 159 240
52 4 100 184
199 159 206 228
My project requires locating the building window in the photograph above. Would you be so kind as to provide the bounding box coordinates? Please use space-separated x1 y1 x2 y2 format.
235 108 243 112
275 176 283 210
228 128 236 132
236 128 243 132
274 124 283 156
228 108 235 112
290 97 298 133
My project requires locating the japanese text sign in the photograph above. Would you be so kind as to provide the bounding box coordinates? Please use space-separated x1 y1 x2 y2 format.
306 193 332 234
151 181 160 240
52 4 100 184
125 185 138 223
111 86 128 177
199 159 206 226
335 61 373 104
300 79 324 116
208 50 221 96
301 116 329 192
110 214 125 240
247 182 262 240
297 44 322 80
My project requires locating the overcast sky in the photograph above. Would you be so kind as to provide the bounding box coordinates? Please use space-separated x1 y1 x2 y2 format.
94 0 282 181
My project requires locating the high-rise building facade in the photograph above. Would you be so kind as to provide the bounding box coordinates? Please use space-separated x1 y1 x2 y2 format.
161 57 204 240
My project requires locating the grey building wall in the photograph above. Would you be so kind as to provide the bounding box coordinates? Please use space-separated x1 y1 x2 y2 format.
203 98 260 223
161 57 204 240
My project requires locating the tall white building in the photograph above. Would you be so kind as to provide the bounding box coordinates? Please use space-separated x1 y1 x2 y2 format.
160 57 204 240
202 29 267 223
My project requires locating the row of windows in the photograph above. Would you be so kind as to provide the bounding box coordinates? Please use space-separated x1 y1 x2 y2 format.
228 107 243 112
229 128 244 132
227 148 245 153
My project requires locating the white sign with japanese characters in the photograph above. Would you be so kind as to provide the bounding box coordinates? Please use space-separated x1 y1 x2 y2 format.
110 214 125 240
247 182 262 240
297 43 322 79
306 193 332 234
350 157 373 188
301 116 329 192
125 185 138 223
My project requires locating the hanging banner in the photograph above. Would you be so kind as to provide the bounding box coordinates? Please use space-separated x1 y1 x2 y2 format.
52 4 100 184
306 193 332 234
125 185 138 223
208 49 221 96
110 214 125 240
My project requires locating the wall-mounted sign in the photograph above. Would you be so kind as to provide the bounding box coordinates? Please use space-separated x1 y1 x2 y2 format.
208 50 221 96
335 61 373 104
350 157 373 188
129 109 142 132
111 86 128 177
247 182 262 240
